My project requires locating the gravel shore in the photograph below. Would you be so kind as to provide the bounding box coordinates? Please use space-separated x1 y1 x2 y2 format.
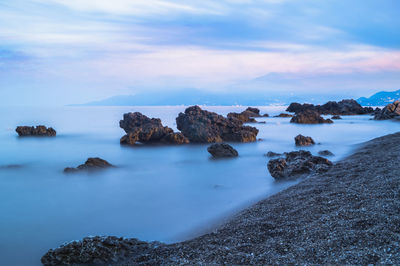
43 132 400 265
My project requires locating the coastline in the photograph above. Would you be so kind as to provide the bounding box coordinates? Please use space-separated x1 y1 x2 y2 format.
43 132 400 265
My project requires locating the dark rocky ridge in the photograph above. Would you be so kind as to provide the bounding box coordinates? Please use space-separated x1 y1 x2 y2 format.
42 133 400 265
176 106 258 143
374 100 400 120
290 110 333 124
16 126 56 137
64 158 114 173
287 99 374 115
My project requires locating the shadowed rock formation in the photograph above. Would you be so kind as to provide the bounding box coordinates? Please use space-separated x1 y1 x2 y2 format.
295 134 315 146
64 158 114 173
207 143 238 158
374 101 400 120
15 126 56 137
290 110 333 124
287 99 373 115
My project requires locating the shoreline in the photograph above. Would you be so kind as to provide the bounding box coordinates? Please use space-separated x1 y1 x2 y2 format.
42 132 400 265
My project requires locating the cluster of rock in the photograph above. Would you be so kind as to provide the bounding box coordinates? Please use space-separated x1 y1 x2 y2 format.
176 106 258 143
267 150 333 180
41 236 159 266
274 113 293 117
286 99 374 115
15 125 56 137
374 101 400 120
227 107 268 123
119 112 189 145
207 143 238 158
64 158 114 173
290 110 333 124
294 134 315 146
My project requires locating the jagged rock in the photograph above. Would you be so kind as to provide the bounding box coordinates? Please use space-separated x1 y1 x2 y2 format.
318 150 334 156
227 112 257 123
286 99 373 115
64 158 114 173
295 134 315 146
331 115 342 119
265 151 282 157
244 107 262 117
267 150 332 180
119 112 188 145
207 143 238 158
374 101 400 120
176 106 258 143
274 113 293 117
290 110 333 124
41 236 159 266
15 126 56 137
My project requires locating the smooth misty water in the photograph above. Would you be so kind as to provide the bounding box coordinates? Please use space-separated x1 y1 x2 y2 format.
1 105 399 265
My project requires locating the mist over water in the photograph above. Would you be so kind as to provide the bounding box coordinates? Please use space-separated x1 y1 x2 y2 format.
1 106 399 265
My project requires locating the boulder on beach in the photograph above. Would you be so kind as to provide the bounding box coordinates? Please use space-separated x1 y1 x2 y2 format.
267 150 332 180
207 143 238 158
274 113 293 118
290 110 333 124
286 99 373 115
176 106 258 143
64 157 114 173
374 101 400 120
331 115 342 120
318 150 334 156
15 126 56 137
119 112 189 145
295 134 315 146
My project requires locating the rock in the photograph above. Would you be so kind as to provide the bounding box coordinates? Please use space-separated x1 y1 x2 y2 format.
0 164 23 169
64 158 114 173
331 115 342 119
176 106 258 143
318 150 334 156
41 236 159 266
227 112 257 123
265 151 282 157
295 134 315 146
15 125 56 137
267 150 332 180
286 99 373 115
274 113 293 118
290 110 333 124
244 107 262 117
262 113 270 117
207 143 238 158
374 101 400 120
119 112 188 145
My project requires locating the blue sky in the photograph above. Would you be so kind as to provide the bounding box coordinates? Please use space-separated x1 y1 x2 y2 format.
0 0 399 105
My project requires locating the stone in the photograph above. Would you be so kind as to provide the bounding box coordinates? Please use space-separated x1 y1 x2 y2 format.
227 112 257 123
265 151 282 157
290 110 333 124
274 113 293 118
15 125 56 137
286 99 373 115
331 115 342 119
295 134 315 146
318 150 334 156
207 143 239 158
64 158 114 173
374 101 400 120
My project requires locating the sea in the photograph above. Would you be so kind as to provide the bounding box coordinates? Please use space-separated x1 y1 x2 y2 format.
0 105 399 265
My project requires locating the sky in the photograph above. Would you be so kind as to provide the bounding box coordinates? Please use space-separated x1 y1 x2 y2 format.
0 0 400 105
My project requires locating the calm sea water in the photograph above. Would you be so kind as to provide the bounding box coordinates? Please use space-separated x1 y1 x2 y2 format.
0 105 399 265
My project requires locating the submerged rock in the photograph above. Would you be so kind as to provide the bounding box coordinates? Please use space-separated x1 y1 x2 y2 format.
331 115 342 120
290 110 333 124
274 113 293 118
286 99 373 115
267 150 332 180
318 150 334 156
265 151 282 157
119 112 189 145
207 143 238 158
41 236 159 266
176 106 258 143
295 134 315 146
15 126 56 137
374 101 400 120
64 158 114 173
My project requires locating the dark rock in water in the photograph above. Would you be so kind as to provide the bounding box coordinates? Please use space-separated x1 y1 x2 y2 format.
318 150 334 156
41 236 159 266
331 115 342 119
207 143 238 158
262 113 269 117
15 125 56 137
244 107 261 117
374 101 400 120
290 110 333 124
0 164 23 169
286 99 373 115
295 134 315 146
265 151 282 157
176 106 258 143
267 150 332 180
119 112 188 145
64 158 114 173
227 112 257 123
274 113 293 118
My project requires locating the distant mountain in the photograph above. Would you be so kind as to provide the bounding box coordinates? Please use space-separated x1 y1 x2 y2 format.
357 89 400 106
74 89 347 106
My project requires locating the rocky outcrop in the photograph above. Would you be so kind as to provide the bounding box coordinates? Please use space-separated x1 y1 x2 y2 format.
374 101 400 120
295 134 315 146
274 113 293 118
64 158 114 173
41 236 159 266
227 112 257 123
176 106 258 143
119 112 189 145
207 143 238 158
267 150 332 180
331 115 342 120
318 150 334 156
290 110 333 124
244 107 262 117
286 99 373 115
15 126 56 137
